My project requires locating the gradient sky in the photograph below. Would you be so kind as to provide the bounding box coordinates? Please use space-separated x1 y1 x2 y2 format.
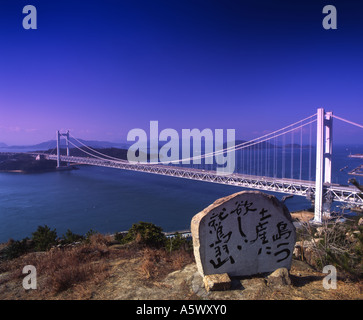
0 0 362 145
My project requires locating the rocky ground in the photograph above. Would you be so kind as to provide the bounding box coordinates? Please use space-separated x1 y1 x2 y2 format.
0 247 361 300
89 259 362 300
0 211 361 300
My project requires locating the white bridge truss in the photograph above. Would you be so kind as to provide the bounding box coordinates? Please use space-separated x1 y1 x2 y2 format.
47 154 363 206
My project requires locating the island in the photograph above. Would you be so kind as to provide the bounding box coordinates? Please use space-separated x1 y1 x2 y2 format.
0 153 60 173
0 147 130 173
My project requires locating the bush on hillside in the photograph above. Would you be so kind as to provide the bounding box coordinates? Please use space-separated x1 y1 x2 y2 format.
32 225 58 251
165 232 192 252
2 238 31 260
121 222 166 248
61 229 84 244
298 216 363 280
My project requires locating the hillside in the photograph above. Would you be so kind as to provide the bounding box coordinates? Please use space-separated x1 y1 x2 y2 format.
0 237 361 300
0 147 129 173
0 153 58 173
53 147 129 160
1 139 129 151
0 213 362 300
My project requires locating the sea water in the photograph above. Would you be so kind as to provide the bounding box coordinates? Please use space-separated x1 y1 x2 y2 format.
0 145 361 242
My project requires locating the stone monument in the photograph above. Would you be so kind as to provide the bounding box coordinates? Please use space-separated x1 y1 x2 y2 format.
191 191 296 277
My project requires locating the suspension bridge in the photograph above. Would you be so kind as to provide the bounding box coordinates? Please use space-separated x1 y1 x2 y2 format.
44 108 363 224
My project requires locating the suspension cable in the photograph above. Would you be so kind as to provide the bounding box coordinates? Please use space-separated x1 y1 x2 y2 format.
68 132 126 161
332 115 363 129
158 117 317 164
137 113 317 165
67 140 123 162
63 113 317 166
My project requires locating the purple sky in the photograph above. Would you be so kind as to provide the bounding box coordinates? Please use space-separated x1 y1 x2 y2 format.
0 0 362 145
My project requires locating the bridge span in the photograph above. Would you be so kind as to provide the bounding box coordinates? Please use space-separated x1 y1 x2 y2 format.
47 154 363 206
46 108 363 223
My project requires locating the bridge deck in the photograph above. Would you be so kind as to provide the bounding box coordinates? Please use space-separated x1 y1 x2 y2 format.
349 164 363 177
47 154 363 205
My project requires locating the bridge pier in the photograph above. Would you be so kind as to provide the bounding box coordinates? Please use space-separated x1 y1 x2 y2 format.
314 108 333 223
56 130 70 168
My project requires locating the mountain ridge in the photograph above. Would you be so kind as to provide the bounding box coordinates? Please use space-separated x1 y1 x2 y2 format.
0 139 131 151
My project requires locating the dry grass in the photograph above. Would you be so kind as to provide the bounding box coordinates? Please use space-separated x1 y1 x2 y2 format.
3 230 360 300
41 247 109 293
0 233 194 299
0 234 116 298
138 247 194 282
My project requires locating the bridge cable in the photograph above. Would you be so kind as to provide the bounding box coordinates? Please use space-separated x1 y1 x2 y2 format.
65 114 317 166
68 132 127 162
64 113 317 167
282 134 285 178
67 117 317 168
135 113 317 165
309 120 312 181
197 113 317 162
332 115 363 129
66 140 123 162
299 120 303 181
155 117 317 165
291 130 294 179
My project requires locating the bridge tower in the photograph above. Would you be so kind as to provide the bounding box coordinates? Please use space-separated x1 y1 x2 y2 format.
56 130 70 168
314 108 333 223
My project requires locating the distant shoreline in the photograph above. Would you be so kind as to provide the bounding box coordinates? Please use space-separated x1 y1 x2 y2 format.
0 169 24 173
0 152 80 174
0 209 315 245
0 166 77 174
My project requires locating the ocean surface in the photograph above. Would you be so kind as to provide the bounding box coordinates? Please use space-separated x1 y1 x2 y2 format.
0 145 362 242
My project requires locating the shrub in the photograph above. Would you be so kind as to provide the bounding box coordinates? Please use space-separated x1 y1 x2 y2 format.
138 248 165 280
298 216 363 279
165 232 192 252
87 233 112 247
122 222 166 248
137 247 194 281
114 232 126 243
84 229 98 243
2 238 30 260
32 225 58 251
61 229 84 244
324 224 363 278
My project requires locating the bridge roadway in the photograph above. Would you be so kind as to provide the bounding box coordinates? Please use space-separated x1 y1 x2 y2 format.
47 154 363 206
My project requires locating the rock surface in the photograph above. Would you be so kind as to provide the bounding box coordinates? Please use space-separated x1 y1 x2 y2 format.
191 191 296 277
203 273 231 292
266 268 291 288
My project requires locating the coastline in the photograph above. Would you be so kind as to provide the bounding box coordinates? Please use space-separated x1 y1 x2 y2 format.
0 165 77 174
0 209 317 246
0 211 361 301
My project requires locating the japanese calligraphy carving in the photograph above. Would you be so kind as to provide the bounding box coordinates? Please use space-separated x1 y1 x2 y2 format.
191 191 296 277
